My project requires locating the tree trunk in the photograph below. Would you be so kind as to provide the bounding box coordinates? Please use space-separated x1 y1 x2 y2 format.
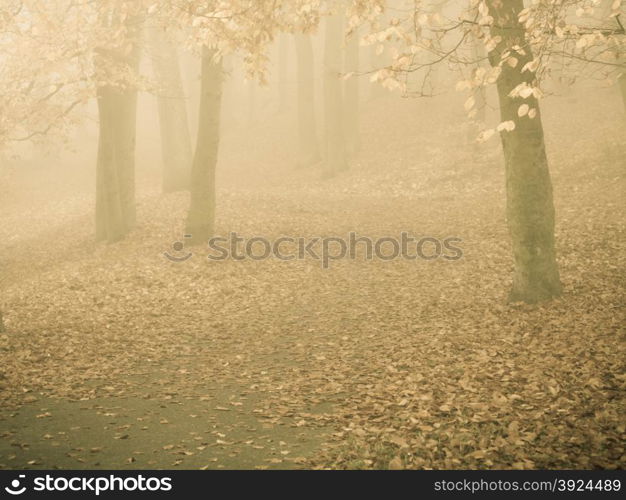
344 28 360 157
487 0 562 303
147 26 193 193
324 10 348 175
0 309 4 333
295 33 320 167
186 47 223 246
95 16 140 243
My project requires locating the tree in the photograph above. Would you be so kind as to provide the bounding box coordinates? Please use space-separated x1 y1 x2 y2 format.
351 0 623 302
295 33 321 167
324 7 349 175
159 0 302 243
147 24 194 193
186 48 223 245
486 0 561 303
94 8 142 243
344 27 361 156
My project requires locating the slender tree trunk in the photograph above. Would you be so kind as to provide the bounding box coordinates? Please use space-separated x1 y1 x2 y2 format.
344 28 360 157
487 0 562 303
147 26 193 193
0 309 4 333
295 33 320 167
324 10 348 175
186 47 223 245
95 15 140 243
181 50 201 141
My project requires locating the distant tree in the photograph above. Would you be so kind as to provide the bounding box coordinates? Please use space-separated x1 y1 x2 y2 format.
165 0 291 242
94 6 142 243
324 7 349 175
295 33 321 167
344 26 361 157
186 48 223 245
147 24 194 193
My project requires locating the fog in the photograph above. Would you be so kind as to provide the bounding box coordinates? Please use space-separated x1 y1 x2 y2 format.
0 0 624 472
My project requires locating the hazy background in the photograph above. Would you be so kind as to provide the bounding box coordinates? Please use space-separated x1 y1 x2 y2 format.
0 5 624 470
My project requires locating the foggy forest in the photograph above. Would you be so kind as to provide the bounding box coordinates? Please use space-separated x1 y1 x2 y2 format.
0 0 624 472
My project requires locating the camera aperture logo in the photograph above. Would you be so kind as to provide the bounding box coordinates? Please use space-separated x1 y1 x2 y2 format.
4 475 26 495
4 474 172 496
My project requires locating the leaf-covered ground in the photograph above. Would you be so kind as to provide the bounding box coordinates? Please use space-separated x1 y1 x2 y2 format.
0 89 624 469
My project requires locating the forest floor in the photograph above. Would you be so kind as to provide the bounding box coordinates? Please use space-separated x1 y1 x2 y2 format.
0 89 625 470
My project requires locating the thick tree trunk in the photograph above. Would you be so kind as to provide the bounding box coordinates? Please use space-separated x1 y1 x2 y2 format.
324 10 348 175
344 28 360 157
95 85 138 242
487 0 562 303
95 16 140 243
186 48 223 246
147 26 193 193
295 33 320 167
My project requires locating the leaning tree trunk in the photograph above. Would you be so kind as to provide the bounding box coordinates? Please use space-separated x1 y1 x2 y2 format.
295 33 320 167
147 26 193 193
324 9 348 176
344 27 360 157
186 47 223 245
487 0 562 303
95 15 140 243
